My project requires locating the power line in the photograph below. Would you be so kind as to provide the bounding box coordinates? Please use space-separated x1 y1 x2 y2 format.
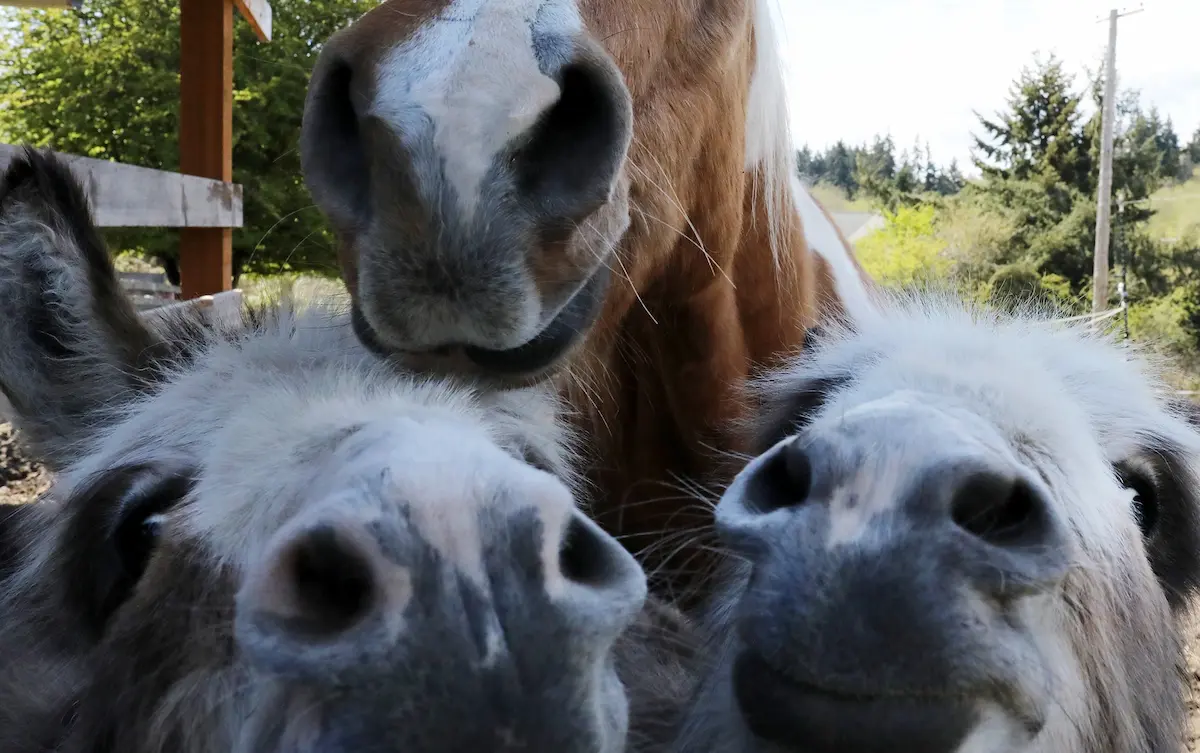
1091 5 1145 314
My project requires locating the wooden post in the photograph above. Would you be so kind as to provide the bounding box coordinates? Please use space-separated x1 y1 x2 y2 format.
178 0 234 299
1091 10 1119 314
1091 5 1143 314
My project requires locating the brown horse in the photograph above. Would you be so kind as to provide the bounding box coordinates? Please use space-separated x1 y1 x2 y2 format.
299 0 876 597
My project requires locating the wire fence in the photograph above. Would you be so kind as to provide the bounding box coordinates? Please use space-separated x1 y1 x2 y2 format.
1047 301 1128 325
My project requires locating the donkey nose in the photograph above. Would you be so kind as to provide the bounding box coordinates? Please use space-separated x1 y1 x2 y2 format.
235 517 412 678
235 502 646 680
721 437 1067 597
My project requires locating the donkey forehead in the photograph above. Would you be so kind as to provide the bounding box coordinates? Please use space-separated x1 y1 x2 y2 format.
173 389 571 577
813 315 1153 452
359 0 583 218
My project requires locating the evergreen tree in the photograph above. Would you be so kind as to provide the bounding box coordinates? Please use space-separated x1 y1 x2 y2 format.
853 134 897 203
893 148 919 196
937 160 966 195
795 146 815 180
922 140 939 193
827 141 857 196
1155 116 1183 182
1189 126 1200 164
971 54 1092 192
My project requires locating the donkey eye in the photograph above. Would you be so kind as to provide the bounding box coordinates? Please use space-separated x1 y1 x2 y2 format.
143 513 167 535
1115 464 1159 539
112 476 190 583
60 463 196 638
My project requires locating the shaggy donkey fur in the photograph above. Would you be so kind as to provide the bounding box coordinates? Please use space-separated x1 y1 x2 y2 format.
0 148 691 753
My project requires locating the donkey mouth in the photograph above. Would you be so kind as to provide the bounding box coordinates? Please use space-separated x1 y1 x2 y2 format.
352 263 611 384
732 650 976 753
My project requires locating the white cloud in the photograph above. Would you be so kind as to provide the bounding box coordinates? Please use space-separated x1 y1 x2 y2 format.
772 0 1200 172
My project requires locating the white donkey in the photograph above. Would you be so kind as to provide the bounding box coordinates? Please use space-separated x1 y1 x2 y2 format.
634 294 1200 753
0 149 653 753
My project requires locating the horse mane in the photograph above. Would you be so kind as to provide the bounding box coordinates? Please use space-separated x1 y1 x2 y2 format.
744 0 876 321
744 0 796 265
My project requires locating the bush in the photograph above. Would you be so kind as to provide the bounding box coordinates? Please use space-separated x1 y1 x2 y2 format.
854 204 951 287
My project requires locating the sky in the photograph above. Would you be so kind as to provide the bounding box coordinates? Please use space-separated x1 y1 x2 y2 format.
772 0 1200 175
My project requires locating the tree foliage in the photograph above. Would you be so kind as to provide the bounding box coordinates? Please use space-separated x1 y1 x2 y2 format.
0 0 375 279
853 204 950 286
963 56 1190 297
856 54 1200 381
796 135 964 209
971 54 1093 192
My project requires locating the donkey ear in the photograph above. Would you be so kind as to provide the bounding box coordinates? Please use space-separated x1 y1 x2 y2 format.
0 148 163 470
1114 420 1200 614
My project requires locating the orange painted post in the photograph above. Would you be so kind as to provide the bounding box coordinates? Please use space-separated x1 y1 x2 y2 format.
178 0 234 299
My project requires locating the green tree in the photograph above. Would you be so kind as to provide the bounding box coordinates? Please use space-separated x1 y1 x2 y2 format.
0 0 374 281
1188 126 1200 163
1154 115 1184 182
937 159 966 195
921 141 938 193
971 54 1093 193
826 141 858 197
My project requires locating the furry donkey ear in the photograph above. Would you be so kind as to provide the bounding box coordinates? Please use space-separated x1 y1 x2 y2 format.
1111 399 1200 614
0 147 163 471
748 326 852 454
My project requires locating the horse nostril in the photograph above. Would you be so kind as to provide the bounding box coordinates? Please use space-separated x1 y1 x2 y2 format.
512 54 633 220
745 439 814 514
301 54 372 231
950 472 1045 548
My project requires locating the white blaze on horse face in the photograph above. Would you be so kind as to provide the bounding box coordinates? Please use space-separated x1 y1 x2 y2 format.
371 0 583 221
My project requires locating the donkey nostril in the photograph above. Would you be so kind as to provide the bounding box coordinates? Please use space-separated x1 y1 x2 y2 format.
746 440 813 514
559 515 617 588
950 473 1043 547
556 515 633 592
301 55 372 230
275 525 375 640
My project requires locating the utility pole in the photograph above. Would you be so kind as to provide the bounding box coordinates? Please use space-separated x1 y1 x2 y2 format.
1092 5 1143 314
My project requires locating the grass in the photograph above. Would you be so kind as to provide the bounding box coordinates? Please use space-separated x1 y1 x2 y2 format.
1147 165 1200 241
806 182 875 214
111 250 346 308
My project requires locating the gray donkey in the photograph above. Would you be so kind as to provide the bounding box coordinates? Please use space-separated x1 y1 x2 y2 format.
648 295 1200 752
0 148 675 753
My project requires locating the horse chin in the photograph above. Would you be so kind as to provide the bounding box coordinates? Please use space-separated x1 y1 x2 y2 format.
351 263 612 389
731 650 1040 753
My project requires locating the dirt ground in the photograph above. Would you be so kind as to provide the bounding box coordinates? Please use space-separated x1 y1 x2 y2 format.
0 422 51 503
2 423 1200 747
